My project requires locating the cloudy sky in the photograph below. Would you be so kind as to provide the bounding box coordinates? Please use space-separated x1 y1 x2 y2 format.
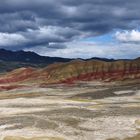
0 0 140 59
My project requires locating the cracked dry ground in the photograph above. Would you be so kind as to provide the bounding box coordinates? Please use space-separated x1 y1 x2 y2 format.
0 82 140 140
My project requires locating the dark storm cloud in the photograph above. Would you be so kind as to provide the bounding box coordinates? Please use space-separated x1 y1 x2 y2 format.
47 43 67 49
0 0 140 49
0 12 38 33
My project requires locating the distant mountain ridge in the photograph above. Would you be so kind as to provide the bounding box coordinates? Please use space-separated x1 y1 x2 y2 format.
0 49 72 72
0 49 72 64
0 48 139 73
0 48 133 63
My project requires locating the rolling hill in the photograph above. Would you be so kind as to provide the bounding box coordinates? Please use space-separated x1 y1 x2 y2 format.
0 57 139 90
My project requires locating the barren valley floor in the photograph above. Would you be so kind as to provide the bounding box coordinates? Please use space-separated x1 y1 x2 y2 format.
0 81 140 140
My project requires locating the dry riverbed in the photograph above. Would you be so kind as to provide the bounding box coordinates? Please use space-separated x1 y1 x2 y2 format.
0 81 140 140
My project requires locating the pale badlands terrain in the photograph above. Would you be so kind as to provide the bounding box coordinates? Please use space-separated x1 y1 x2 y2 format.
0 81 140 140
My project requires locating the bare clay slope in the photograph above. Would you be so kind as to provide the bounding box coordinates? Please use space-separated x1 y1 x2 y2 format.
0 58 140 87
42 58 140 84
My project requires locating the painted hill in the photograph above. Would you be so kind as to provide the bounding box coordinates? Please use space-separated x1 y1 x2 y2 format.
0 58 139 88
40 58 140 84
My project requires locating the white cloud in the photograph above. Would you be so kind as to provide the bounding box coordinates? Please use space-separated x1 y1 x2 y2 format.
0 25 82 48
25 26 80 42
0 32 27 47
115 30 140 42
24 41 140 59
